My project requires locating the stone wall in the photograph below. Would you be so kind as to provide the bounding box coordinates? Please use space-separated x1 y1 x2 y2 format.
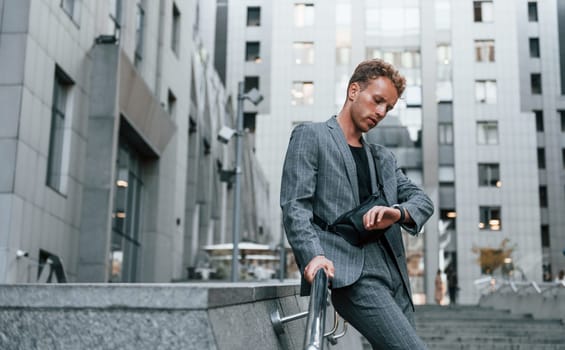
0 282 363 349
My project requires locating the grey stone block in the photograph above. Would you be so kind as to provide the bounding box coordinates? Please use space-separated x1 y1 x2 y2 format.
0 283 366 350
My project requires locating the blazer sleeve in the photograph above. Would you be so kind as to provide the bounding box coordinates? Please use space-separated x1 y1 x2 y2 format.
394 158 434 236
280 124 325 269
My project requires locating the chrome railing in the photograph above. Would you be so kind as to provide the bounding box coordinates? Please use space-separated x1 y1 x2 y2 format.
303 269 328 349
270 269 347 349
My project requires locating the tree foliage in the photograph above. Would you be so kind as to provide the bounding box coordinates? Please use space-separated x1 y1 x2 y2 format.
472 238 516 275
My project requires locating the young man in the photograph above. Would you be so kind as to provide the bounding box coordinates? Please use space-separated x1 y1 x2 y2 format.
281 59 433 349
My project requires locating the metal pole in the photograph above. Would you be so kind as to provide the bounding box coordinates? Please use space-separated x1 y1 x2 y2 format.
279 232 286 281
231 81 244 282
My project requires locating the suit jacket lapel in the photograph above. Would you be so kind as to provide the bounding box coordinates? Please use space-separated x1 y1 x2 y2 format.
361 137 378 194
327 117 360 204
368 145 392 206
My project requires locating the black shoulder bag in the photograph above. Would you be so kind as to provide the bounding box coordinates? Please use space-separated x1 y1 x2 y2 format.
313 190 389 246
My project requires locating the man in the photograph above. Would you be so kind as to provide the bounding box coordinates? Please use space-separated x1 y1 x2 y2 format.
280 59 433 349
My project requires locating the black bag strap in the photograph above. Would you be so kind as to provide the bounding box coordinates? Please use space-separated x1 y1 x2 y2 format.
312 214 336 233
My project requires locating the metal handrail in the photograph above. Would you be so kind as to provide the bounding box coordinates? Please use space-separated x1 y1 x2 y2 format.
270 268 347 348
304 269 329 350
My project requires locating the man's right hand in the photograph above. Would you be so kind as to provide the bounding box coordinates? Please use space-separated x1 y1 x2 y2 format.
303 255 335 284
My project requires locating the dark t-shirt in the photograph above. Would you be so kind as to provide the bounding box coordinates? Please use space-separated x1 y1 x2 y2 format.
349 145 371 203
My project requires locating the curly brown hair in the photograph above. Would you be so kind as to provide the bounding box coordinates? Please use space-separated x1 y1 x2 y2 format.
348 59 406 97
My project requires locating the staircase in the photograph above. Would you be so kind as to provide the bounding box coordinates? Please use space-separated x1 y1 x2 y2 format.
414 305 565 350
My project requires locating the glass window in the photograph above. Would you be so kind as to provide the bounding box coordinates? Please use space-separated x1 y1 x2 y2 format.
134 3 145 66
247 6 261 26
528 2 538 22
110 142 143 282
293 42 314 64
475 80 497 104
438 166 455 183
243 112 257 133
245 41 261 62
560 110 565 132
336 47 351 65
477 121 498 145
531 73 542 94
562 148 565 168
47 67 74 193
534 110 543 132
478 163 501 187
171 3 181 55
479 206 501 231
541 225 550 247
475 40 495 62
336 26 351 65
167 89 176 118
291 81 314 105
437 44 452 65
537 147 546 169
244 76 259 92
438 122 453 144
529 38 540 58
539 186 548 207
440 209 457 229
473 1 494 23
294 3 314 27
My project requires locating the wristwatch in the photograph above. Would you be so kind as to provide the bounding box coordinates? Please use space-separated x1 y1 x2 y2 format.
392 204 405 224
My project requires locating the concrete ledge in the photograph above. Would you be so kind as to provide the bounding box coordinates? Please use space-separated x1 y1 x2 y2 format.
0 282 363 350
0 282 300 309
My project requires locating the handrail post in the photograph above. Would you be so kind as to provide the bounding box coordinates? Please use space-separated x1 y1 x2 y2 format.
303 269 328 350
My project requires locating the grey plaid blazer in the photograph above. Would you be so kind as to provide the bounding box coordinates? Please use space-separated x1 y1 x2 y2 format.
280 116 434 307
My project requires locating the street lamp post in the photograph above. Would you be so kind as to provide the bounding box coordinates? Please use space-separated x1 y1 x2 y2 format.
230 82 262 282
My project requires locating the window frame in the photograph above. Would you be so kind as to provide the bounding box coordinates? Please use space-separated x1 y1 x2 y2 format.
293 41 315 65
528 2 538 22
171 3 181 56
531 73 542 94
477 121 499 145
473 0 494 23
438 123 453 145
474 39 495 62
479 206 501 231
529 37 540 58
534 110 544 132
539 185 548 208
246 6 261 27
46 66 75 194
475 80 497 104
134 2 145 66
537 147 546 169
245 41 261 62
291 81 314 106
478 163 500 187
294 3 315 27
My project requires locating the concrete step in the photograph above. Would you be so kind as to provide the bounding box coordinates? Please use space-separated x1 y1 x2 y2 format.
424 343 565 350
414 305 565 349
421 334 565 345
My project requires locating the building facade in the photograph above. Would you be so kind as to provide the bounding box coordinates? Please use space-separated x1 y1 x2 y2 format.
0 0 270 284
221 0 564 303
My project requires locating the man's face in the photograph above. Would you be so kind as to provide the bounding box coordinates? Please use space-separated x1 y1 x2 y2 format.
348 76 399 133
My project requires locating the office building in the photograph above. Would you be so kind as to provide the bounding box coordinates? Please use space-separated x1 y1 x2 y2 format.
0 0 269 283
